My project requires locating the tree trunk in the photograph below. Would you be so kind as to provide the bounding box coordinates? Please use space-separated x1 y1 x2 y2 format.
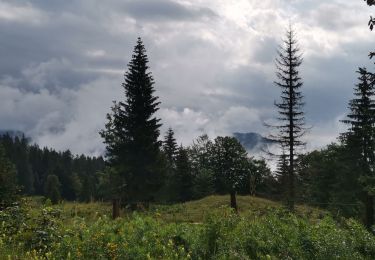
112 198 120 219
287 37 295 213
366 194 374 230
288 65 295 212
230 191 238 213
249 175 256 196
288 157 295 212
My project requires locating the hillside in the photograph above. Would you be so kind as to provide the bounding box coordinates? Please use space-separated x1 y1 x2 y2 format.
152 195 326 223
2 196 374 259
29 195 326 225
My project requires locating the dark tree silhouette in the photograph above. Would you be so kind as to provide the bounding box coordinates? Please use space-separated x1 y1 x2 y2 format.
248 159 273 197
159 128 179 202
163 127 178 167
274 151 289 199
44 174 61 205
211 136 249 212
175 146 194 202
341 67 375 229
100 37 163 210
270 26 306 211
0 134 104 202
0 144 18 208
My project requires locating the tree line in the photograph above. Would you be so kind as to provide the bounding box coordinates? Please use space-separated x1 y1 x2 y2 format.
0 134 105 205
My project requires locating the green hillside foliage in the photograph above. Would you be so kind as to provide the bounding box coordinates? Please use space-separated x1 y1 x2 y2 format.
1 196 374 259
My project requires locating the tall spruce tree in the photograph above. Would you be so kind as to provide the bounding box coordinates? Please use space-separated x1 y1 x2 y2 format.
160 128 178 202
163 128 178 166
341 67 375 228
100 37 162 207
271 26 306 211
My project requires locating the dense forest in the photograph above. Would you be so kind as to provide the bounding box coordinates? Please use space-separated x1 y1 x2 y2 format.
0 133 105 204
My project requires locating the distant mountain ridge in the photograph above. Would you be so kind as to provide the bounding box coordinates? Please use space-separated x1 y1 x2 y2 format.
233 132 277 152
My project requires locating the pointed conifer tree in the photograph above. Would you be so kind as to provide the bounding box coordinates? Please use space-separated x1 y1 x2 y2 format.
163 128 178 167
44 174 61 205
160 128 178 202
275 151 289 198
101 38 162 207
175 145 193 202
341 67 375 229
271 26 306 211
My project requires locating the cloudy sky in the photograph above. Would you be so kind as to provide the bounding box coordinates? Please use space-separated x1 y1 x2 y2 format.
0 0 374 156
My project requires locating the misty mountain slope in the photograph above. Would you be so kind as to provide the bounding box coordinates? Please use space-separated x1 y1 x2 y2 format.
233 132 277 153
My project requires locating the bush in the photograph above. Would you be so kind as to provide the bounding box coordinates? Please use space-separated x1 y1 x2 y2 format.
0 199 62 256
1 203 375 259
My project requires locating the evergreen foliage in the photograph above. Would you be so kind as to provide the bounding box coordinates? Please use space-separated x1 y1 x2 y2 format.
0 144 18 208
174 146 194 202
163 128 178 166
271 26 306 211
100 37 163 205
44 175 61 204
192 168 215 199
0 134 104 202
275 151 289 198
159 128 178 202
341 67 375 228
296 144 363 217
248 159 274 197
1 135 33 194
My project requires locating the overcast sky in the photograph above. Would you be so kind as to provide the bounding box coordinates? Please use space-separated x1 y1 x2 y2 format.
0 0 374 156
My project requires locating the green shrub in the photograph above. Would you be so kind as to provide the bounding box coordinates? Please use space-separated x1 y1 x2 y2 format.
1 203 375 259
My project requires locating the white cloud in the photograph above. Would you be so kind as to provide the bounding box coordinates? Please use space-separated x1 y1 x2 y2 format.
0 2 47 25
0 85 67 133
33 77 122 156
86 49 107 58
159 105 263 145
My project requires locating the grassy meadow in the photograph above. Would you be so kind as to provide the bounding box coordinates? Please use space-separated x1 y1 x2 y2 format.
1 196 375 259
